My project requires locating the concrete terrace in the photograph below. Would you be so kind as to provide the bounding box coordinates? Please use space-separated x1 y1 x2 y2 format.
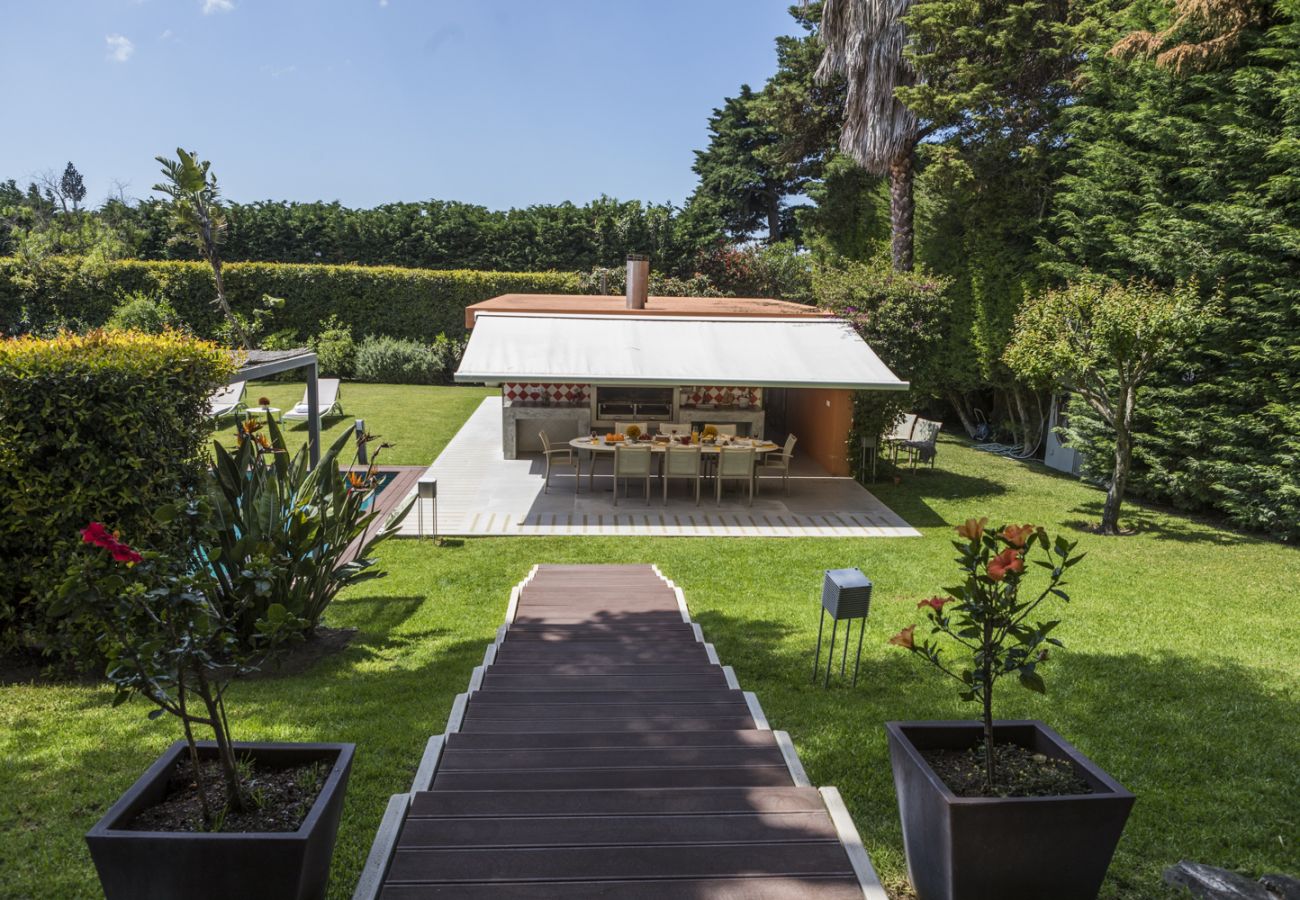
396 397 918 538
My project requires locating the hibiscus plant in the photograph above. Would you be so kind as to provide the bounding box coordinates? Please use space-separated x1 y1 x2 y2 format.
889 517 1084 787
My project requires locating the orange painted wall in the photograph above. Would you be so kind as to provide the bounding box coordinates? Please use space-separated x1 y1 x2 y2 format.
785 388 853 476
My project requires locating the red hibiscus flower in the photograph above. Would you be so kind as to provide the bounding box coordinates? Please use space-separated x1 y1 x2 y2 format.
987 547 1024 582
81 522 143 565
888 625 916 650
917 596 952 612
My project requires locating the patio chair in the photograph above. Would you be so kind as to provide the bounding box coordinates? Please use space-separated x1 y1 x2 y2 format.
613 444 653 507
705 423 738 436
613 421 648 438
755 433 798 495
539 430 579 494
283 378 344 421
903 418 942 469
662 445 702 506
882 412 918 465
715 446 755 507
207 381 246 420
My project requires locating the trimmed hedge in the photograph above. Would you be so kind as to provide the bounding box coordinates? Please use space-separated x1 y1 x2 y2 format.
0 330 236 661
0 257 582 342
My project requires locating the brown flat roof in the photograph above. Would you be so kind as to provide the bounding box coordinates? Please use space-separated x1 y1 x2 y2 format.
464 294 828 329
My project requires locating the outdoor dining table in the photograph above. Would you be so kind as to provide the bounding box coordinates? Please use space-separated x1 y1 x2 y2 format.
567 436 780 491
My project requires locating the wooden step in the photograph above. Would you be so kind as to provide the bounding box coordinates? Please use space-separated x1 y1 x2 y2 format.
431 764 794 791
469 689 739 705
384 842 854 885
409 786 828 818
462 701 751 720
380 875 867 899
438 745 786 771
485 664 723 677
398 810 838 847
444 730 777 751
459 715 757 733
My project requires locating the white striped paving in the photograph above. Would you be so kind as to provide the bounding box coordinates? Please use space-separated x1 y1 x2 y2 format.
396 397 918 538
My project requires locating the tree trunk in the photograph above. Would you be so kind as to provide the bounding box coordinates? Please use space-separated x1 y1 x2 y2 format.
209 256 251 350
1101 385 1134 535
767 193 781 245
889 152 915 272
946 391 980 438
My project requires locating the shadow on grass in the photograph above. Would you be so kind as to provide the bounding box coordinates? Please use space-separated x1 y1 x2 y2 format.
867 468 1009 530
1062 498 1269 547
687 606 1299 897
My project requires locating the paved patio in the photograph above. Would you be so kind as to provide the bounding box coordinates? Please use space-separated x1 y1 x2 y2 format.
396 397 918 538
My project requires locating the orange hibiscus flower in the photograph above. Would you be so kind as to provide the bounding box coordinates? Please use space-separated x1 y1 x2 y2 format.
987 547 1025 582
888 625 917 650
917 596 952 612
1001 523 1035 547
956 517 989 541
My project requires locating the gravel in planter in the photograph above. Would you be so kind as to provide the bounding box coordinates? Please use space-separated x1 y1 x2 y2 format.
922 741 1093 798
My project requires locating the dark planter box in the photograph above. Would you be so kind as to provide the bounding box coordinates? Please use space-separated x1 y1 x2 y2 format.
86 740 355 900
886 720 1134 900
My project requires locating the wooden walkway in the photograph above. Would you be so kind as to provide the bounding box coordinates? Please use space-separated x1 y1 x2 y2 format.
354 564 886 899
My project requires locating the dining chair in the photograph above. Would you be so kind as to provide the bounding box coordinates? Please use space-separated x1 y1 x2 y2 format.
705 423 738 436
756 433 798 495
613 444 653 506
539 430 578 494
715 446 755 506
662 445 702 506
614 421 648 438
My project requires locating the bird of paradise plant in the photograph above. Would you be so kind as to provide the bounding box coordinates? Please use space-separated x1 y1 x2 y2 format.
889 517 1085 787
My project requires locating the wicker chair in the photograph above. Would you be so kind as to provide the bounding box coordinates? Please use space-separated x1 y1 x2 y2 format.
662 445 703 506
715 446 755 507
902 419 942 469
756 433 798 495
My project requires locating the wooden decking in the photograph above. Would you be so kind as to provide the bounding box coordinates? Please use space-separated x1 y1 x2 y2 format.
354 564 886 899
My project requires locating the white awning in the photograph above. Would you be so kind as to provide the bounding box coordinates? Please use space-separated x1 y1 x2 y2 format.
455 313 909 391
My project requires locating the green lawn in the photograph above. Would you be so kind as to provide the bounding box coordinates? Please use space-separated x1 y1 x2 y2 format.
3 384 1297 899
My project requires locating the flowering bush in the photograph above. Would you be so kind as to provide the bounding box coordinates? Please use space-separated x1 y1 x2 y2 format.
889 516 1084 785
56 506 304 825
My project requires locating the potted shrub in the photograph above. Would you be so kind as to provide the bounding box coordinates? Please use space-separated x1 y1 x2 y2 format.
885 518 1134 900
55 423 408 900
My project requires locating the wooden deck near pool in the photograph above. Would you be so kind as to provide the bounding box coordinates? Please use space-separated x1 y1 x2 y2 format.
353 564 887 899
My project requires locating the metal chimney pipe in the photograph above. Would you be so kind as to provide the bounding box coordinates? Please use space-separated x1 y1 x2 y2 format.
626 254 649 310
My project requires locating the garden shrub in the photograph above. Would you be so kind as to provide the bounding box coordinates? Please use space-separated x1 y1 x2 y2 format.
104 290 183 333
0 329 235 662
0 257 580 342
310 314 357 378
353 335 444 384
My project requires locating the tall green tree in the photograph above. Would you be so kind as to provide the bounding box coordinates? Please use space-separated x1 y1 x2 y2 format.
154 149 250 348
818 0 924 271
1046 0 1300 537
687 85 798 244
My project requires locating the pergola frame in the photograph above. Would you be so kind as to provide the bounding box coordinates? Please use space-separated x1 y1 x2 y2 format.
230 349 322 469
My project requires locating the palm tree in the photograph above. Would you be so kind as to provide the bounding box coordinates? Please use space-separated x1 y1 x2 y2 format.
817 0 923 271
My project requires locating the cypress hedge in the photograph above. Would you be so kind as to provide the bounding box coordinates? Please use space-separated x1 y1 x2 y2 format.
0 330 236 662
0 257 582 341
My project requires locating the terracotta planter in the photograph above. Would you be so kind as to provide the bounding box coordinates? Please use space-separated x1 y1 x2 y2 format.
886 720 1134 900
86 740 354 900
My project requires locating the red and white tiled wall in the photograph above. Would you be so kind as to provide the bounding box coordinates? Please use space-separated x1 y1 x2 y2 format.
679 386 762 408
501 383 591 406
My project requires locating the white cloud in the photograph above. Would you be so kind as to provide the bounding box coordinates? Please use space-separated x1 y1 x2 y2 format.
202 0 234 14
105 34 135 63
159 28 173 40
379 0 389 6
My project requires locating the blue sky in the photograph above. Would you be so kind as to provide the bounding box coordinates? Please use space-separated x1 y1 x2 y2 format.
0 1 802 210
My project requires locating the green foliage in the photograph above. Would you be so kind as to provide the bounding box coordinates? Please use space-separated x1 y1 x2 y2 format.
890 518 1082 786
309 314 357 378
0 256 580 341
353 334 462 385
212 416 408 638
575 265 723 298
1045 8 1300 537
56 504 305 822
813 255 951 391
0 330 236 661
104 290 182 334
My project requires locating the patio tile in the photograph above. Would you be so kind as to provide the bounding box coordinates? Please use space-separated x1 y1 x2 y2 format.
396 397 918 538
